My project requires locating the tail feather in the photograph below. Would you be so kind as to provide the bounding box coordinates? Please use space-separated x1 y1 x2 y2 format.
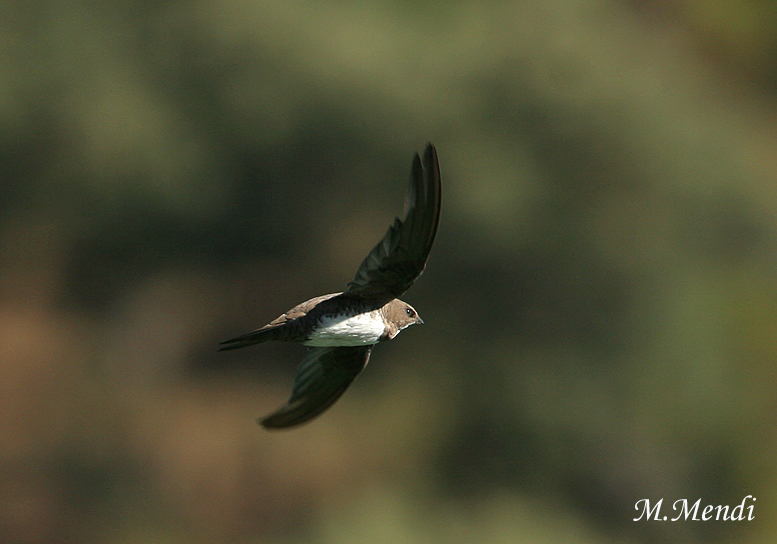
218 325 283 351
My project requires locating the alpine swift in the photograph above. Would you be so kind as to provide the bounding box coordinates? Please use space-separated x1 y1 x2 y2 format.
219 143 441 429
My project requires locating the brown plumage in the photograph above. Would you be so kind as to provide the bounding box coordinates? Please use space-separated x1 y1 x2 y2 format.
220 144 441 429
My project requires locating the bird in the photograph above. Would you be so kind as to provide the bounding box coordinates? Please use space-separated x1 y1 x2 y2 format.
219 143 441 429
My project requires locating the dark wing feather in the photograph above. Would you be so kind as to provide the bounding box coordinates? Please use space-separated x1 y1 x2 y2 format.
260 346 372 429
344 143 441 303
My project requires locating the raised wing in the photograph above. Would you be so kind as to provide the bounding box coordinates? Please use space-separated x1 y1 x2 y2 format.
260 346 372 429
344 143 441 303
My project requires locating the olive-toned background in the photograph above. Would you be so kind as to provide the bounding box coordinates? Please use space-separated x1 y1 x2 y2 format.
1 1 775 543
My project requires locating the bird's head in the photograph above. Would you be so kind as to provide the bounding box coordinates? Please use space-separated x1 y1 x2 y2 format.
381 299 423 340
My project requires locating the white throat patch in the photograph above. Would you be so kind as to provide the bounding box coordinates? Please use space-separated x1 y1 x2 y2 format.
304 312 385 347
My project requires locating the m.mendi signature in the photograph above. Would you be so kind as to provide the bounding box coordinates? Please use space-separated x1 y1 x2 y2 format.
634 496 755 521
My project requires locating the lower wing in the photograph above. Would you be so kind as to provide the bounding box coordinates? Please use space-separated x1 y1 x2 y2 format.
260 345 372 429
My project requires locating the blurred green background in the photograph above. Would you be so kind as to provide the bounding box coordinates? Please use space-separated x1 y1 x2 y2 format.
1 0 776 543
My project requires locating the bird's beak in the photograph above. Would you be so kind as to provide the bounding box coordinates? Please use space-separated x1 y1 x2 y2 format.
417 317 424 325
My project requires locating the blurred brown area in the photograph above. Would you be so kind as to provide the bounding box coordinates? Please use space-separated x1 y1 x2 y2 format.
1 0 776 543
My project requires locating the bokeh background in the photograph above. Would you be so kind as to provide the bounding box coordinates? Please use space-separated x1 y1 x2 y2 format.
1 0 776 543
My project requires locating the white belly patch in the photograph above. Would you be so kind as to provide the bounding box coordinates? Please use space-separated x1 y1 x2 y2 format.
304 312 385 347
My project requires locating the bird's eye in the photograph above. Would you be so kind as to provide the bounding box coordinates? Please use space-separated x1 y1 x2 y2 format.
405 307 415 318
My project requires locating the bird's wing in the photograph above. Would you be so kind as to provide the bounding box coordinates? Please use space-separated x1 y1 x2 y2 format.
260 345 372 429
344 143 441 303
